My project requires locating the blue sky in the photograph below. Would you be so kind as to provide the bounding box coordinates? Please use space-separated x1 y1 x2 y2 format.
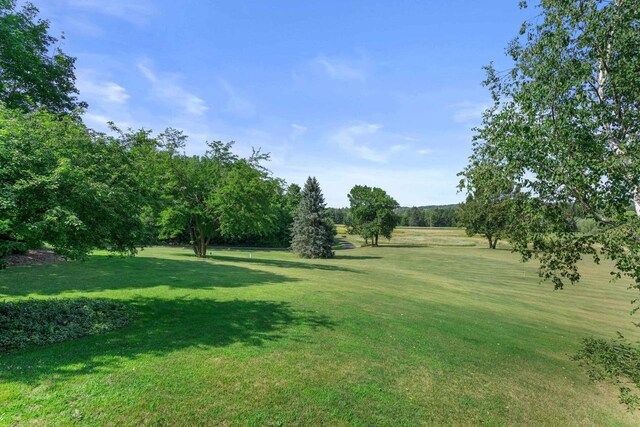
37 0 525 207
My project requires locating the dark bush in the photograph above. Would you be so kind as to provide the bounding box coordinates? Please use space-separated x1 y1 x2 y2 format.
0 298 131 352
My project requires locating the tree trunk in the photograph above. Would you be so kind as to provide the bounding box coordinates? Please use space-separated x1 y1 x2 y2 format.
596 25 639 218
192 228 210 258
189 226 199 256
487 235 493 249
491 238 498 249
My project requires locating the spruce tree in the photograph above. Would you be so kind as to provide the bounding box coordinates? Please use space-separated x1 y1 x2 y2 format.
291 177 334 259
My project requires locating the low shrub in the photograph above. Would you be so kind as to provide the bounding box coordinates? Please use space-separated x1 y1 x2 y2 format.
573 335 640 411
0 298 131 352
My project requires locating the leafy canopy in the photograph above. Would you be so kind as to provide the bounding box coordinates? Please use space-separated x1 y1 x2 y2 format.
465 0 640 290
347 185 399 246
0 105 147 266
458 163 519 249
0 0 85 113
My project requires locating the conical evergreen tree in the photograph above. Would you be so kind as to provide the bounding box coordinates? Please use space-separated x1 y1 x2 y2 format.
291 177 334 259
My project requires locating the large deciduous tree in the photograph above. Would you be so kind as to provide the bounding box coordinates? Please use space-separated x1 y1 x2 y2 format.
347 185 399 246
0 105 145 267
156 138 278 258
0 0 85 113
291 177 335 259
466 0 640 292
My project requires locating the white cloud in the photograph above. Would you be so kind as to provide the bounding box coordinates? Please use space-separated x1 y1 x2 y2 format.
77 71 129 104
417 148 433 155
328 122 416 163
290 124 308 139
452 101 490 124
138 62 208 116
65 0 154 24
218 79 255 117
313 55 367 81
329 122 385 162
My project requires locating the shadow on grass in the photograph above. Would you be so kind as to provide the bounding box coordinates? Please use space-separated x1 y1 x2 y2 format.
331 254 383 260
373 244 473 249
205 254 360 272
0 297 336 385
0 256 299 297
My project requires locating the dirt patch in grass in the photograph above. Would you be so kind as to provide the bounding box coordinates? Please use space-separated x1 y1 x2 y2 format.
7 249 65 267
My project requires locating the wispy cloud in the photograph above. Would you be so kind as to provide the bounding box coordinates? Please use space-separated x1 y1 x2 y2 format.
417 148 433 155
138 62 208 116
328 122 410 163
77 71 129 104
218 79 255 117
65 0 155 24
452 101 490 124
329 122 385 162
312 55 367 81
290 124 308 139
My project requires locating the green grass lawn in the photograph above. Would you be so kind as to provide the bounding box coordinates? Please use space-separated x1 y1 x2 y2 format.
2 231 640 425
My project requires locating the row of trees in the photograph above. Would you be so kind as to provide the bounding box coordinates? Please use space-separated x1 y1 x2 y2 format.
0 1 317 265
0 105 306 264
327 206 458 228
397 206 458 227
291 183 402 252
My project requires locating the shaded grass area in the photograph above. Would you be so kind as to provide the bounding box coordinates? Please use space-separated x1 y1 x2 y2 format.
1 237 640 425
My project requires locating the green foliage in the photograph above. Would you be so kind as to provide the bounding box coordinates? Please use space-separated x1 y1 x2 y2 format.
426 207 458 227
291 177 334 258
0 298 131 352
465 0 640 292
0 105 147 267
347 185 399 246
576 218 600 235
458 163 519 249
134 134 283 257
574 336 640 411
0 0 85 113
326 207 350 225
215 158 279 240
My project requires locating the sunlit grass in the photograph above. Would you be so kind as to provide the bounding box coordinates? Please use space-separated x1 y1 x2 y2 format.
1 231 639 425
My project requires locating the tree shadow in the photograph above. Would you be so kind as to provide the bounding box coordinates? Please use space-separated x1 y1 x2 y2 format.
332 255 383 260
0 256 299 297
0 297 336 385
204 254 360 273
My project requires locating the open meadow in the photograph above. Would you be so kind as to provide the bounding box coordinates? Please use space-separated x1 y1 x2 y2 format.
1 228 639 426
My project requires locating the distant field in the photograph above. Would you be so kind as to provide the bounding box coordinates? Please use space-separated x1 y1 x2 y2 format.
336 226 496 248
1 229 639 425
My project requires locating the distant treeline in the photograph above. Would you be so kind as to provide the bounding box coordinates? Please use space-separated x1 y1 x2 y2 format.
327 205 460 228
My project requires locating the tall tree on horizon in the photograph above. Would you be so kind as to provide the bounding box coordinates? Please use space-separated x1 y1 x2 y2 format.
291 177 335 259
